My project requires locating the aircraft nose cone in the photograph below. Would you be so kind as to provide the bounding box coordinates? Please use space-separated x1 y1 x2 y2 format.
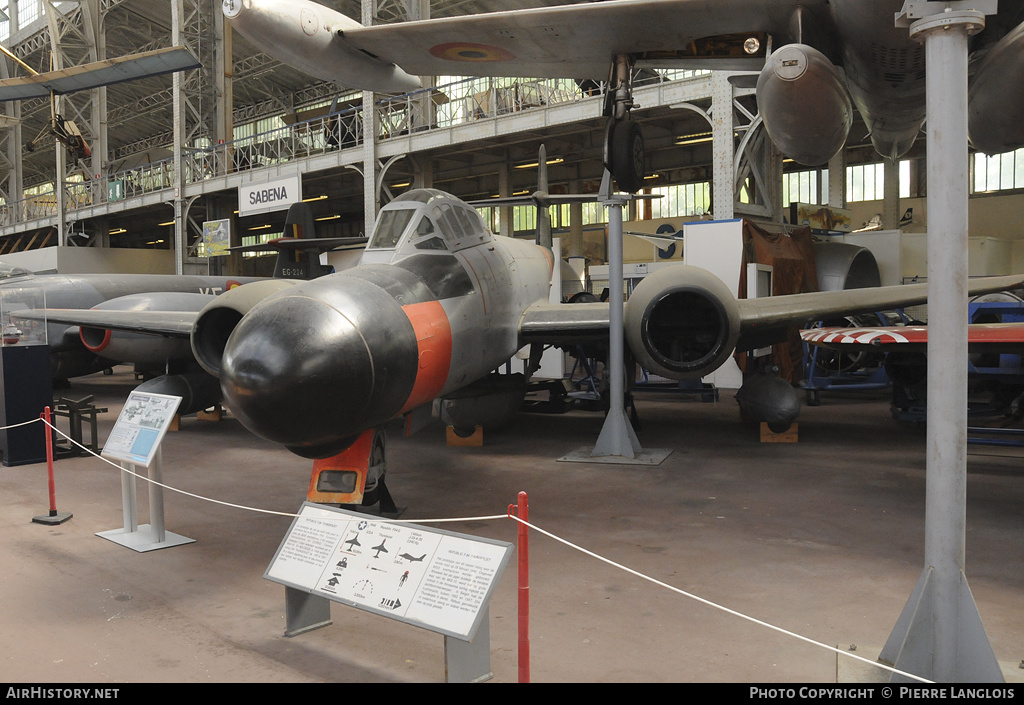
221 295 373 457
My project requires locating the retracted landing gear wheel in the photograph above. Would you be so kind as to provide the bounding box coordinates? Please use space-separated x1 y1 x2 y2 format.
609 118 645 193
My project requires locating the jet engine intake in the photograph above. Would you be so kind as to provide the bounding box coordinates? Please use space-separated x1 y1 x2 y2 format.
756 44 852 166
191 279 299 378
624 265 741 380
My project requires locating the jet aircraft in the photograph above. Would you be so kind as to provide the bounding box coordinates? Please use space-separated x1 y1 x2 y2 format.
221 0 1024 190
23 187 1024 506
6 203 362 414
0 262 261 410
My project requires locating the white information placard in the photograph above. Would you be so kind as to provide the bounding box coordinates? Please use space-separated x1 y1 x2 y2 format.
265 503 513 641
101 392 182 468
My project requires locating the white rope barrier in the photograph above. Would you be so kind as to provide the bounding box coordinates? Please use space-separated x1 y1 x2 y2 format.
37 416 300 518
19 414 932 683
504 513 932 684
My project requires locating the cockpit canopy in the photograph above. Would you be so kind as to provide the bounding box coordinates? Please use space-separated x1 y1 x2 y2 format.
366 189 492 256
0 262 32 280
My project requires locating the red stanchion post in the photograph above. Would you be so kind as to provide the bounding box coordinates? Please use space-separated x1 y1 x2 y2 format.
515 491 530 683
33 406 72 525
44 406 56 513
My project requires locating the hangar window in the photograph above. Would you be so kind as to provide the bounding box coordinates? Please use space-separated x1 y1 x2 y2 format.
846 161 912 202
783 170 824 205
649 182 711 218
240 231 279 259
972 148 1024 193
18 0 39 29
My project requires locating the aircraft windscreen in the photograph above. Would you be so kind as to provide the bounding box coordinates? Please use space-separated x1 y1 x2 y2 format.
369 209 416 249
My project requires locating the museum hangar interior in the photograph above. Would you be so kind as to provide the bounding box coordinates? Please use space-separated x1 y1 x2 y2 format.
0 0 1022 685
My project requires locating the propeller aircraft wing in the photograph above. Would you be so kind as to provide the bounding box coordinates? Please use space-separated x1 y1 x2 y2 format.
0 46 201 102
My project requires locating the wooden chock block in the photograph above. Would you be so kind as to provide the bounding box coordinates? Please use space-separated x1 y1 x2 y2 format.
446 425 483 447
760 421 798 443
197 404 223 422
169 414 180 432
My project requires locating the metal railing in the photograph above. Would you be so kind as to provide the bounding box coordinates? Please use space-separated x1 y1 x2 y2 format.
0 71 709 230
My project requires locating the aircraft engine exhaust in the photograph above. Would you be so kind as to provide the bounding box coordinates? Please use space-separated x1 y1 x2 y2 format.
756 43 852 166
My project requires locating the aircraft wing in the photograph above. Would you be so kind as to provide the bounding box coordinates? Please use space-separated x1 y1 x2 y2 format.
801 322 1024 354
519 302 611 345
518 274 1024 351
734 275 1024 352
0 47 201 102
340 0 824 80
12 308 195 337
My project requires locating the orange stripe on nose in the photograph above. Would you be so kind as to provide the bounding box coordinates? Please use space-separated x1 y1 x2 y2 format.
400 300 453 413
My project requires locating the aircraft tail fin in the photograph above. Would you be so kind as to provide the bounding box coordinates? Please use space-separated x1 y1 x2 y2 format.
273 202 321 280
231 202 367 280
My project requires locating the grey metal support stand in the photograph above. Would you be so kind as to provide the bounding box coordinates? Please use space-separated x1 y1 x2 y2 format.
881 1 1002 682
592 190 642 459
561 171 670 467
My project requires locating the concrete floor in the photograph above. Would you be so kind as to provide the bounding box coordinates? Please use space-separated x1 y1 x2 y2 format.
1 367 1023 683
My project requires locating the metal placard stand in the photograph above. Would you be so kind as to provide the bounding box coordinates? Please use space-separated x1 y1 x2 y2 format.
266 503 513 683
96 392 194 552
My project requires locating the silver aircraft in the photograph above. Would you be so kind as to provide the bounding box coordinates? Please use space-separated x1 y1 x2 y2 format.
24 188 1023 506
222 0 1024 190
5 203 359 414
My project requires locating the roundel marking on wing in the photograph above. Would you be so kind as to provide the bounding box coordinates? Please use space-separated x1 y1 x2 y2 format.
428 43 516 62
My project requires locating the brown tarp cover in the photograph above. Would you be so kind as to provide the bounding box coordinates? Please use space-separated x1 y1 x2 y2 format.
735 220 819 383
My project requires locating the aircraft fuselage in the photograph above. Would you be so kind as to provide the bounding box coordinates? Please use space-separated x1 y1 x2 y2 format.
218 189 552 458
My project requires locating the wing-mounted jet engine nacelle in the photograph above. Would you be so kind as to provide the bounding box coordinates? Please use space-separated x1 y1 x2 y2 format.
624 265 741 381
191 279 300 378
969 20 1024 156
134 371 223 417
221 0 422 95
79 292 210 367
756 44 852 166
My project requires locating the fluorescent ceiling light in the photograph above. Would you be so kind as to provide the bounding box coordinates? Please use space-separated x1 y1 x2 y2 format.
515 157 563 169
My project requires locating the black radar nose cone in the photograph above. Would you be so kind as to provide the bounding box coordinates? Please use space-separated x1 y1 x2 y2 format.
221 296 373 453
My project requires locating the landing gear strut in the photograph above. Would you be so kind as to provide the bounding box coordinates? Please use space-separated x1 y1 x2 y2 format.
308 427 399 516
603 54 646 193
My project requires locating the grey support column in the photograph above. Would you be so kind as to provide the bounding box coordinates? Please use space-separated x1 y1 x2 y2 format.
881 1 1002 683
